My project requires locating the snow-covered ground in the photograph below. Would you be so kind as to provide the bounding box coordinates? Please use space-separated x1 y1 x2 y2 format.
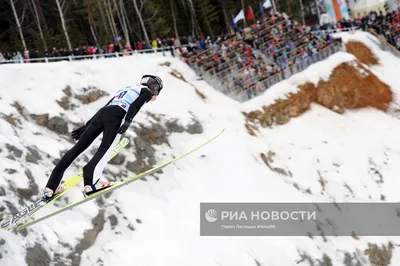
1 31 400 266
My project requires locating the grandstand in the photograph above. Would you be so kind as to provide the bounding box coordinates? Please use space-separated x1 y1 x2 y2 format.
183 14 344 102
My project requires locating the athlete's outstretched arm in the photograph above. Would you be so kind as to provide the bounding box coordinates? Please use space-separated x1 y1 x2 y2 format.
125 90 152 121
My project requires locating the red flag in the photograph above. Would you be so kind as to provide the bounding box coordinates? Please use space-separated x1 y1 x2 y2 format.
247 6 254 20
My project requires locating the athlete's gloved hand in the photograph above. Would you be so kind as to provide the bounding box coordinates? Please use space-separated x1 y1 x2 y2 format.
117 119 132 134
71 125 87 141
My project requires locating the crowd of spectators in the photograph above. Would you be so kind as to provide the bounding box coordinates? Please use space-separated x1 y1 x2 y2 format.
1 9 398 101
312 9 400 51
179 13 343 98
0 36 183 63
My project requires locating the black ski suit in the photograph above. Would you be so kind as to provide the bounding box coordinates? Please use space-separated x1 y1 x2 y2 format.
46 87 153 191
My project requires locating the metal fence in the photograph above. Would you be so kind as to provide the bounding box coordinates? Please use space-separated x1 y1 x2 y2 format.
0 46 178 64
368 29 400 59
233 42 344 102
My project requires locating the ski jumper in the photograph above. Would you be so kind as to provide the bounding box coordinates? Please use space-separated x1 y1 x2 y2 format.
45 86 153 191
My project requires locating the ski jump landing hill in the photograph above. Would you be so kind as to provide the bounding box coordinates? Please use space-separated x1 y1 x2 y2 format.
1 31 400 266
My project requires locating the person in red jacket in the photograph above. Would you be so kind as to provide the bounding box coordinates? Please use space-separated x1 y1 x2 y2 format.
137 41 143 51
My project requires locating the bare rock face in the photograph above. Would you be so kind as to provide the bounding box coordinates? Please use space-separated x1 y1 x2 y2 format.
165 119 185 133
244 60 392 134
125 113 204 175
186 119 203 134
68 210 106 266
47 116 69 134
16 169 39 201
30 114 49 126
5 144 22 158
31 114 69 135
25 243 51 266
26 146 42 164
57 85 108 110
109 154 125 165
75 86 109 104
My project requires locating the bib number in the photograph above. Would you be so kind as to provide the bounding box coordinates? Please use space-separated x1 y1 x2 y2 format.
115 91 127 99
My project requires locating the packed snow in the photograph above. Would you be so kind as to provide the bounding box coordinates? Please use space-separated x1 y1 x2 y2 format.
1 31 400 266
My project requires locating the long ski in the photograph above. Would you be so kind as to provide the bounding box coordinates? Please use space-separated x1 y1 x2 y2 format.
0 137 130 232
15 129 224 232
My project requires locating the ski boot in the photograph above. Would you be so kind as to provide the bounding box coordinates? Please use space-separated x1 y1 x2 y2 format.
43 184 66 202
82 178 113 197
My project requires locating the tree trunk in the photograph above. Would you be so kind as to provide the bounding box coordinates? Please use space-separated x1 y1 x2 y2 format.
104 0 118 42
220 0 231 33
31 0 48 51
132 0 150 44
170 0 179 37
299 0 305 25
9 0 28 52
54 0 73 52
85 0 102 54
114 0 130 44
121 0 135 40
187 0 199 36
106 0 120 41
97 0 112 43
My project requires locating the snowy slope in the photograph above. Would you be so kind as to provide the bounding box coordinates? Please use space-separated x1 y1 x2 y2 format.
1 31 400 266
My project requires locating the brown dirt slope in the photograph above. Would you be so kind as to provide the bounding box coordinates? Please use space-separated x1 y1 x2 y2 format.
345 41 379 66
244 60 392 136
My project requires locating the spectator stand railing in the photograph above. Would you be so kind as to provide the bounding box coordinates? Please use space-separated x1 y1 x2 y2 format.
310 26 360 35
233 42 344 102
0 46 180 64
368 28 400 59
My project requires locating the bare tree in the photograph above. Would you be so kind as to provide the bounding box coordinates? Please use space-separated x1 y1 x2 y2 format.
170 0 178 37
112 0 130 44
132 0 150 44
299 0 305 25
219 0 232 33
96 0 112 43
120 0 138 41
186 0 200 36
8 0 28 52
103 0 118 42
30 0 48 51
85 0 102 53
54 0 72 52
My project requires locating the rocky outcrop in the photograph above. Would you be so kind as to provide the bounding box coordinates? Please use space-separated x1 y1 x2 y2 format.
25 243 51 266
364 242 393 266
6 144 22 158
75 86 109 104
125 113 204 175
26 146 42 164
57 85 108 110
244 60 392 135
109 154 125 165
165 119 185 133
169 69 207 101
16 169 39 202
31 114 69 135
68 210 106 265
346 41 379 66
186 119 203 134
